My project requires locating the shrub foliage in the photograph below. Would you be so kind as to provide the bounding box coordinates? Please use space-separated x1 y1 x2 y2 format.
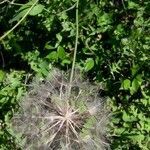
0 0 150 149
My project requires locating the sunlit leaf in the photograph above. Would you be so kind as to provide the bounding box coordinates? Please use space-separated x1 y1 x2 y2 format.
57 46 66 59
121 79 131 90
0 70 5 82
84 58 94 71
29 4 44 16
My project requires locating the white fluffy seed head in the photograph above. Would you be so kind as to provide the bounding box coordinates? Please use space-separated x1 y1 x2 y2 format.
11 68 110 150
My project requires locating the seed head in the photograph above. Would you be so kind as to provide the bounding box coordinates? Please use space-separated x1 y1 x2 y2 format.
12 69 110 150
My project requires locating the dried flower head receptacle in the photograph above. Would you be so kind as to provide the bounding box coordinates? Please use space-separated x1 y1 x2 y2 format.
12 69 110 150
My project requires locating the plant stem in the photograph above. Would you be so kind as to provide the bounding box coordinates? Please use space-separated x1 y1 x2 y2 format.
69 0 79 93
0 0 39 41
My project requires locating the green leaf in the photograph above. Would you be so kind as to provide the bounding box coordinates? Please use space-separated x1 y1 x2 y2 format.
46 51 58 61
9 3 44 23
97 13 112 26
61 59 71 65
45 43 55 50
110 62 121 74
136 74 143 84
9 7 29 23
122 111 130 122
121 79 131 90
29 4 44 16
56 33 62 42
131 64 139 76
16 87 24 100
39 61 49 76
130 75 143 95
130 79 139 94
114 24 125 36
114 127 125 134
84 58 94 71
57 46 66 59
0 70 5 82
128 1 139 9
129 134 145 142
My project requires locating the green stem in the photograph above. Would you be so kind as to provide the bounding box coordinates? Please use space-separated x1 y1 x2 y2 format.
59 4 76 14
0 0 39 41
69 0 79 93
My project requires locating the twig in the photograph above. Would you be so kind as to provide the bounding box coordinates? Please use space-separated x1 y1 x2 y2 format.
0 0 39 41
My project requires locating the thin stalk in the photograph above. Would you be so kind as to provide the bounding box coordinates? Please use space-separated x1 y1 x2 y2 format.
0 0 39 41
0 51 5 68
58 4 76 15
69 0 79 94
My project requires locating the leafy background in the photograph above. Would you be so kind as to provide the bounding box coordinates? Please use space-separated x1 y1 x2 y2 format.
0 0 150 149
